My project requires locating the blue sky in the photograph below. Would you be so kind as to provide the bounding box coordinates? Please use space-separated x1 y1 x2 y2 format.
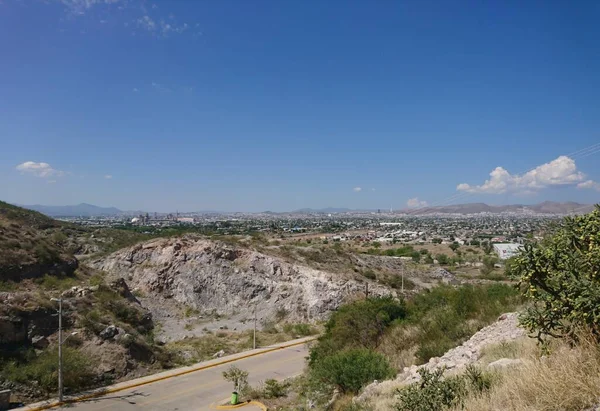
1 0 599 212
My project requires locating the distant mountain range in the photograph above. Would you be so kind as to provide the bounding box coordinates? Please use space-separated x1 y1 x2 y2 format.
21 203 123 217
17 201 595 217
292 207 355 214
407 201 594 215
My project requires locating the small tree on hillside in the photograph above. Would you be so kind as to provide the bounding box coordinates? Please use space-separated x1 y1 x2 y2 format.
510 206 600 341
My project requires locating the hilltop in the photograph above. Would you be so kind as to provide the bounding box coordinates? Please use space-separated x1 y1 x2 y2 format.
19 203 122 217
0 201 79 280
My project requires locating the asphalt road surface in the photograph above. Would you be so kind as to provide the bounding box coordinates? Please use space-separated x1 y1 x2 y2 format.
22 340 311 411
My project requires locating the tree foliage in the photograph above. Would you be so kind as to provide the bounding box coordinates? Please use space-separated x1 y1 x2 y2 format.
510 206 600 341
311 348 395 394
309 297 406 365
222 365 249 393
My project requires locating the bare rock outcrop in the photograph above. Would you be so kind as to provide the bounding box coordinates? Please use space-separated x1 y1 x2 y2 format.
357 312 526 405
90 237 395 323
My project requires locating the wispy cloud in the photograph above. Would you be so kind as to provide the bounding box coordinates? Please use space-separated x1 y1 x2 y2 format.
60 0 122 15
137 15 156 31
16 161 65 178
457 156 586 194
407 197 428 208
133 87 139 92
151 82 171 92
577 180 600 191
104 174 113 179
353 187 362 192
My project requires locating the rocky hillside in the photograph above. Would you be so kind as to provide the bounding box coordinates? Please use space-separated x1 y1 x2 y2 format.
89 236 397 339
0 201 80 281
356 312 527 409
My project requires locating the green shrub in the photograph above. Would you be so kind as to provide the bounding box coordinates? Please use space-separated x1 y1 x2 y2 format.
1 346 96 394
396 368 465 411
262 378 289 398
35 274 78 291
435 254 449 265
363 269 377 280
510 206 600 341
312 348 395 394
292 323 317 337
310 297 406 364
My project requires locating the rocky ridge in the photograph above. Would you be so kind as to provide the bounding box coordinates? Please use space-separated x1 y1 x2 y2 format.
357 312 526 405
89 236 396 339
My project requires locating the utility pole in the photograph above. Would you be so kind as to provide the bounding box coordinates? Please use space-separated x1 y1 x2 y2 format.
52 298 64 402
51 298 77 403
253 304 257 350
401 264 404 293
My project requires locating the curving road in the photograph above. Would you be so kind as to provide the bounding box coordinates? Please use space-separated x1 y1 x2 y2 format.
18 338 312 411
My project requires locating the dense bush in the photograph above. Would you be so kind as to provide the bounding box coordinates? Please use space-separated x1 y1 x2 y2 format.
510 206 600 341
387 284 522 363
396 368 466 411
312 348 395 394
310 297 406 364
262 378 289 398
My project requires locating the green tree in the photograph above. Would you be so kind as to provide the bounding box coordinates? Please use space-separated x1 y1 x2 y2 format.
410 251 421 262
435 254 449 265
312 348 395 394
482 241 493 255
510 206 600 341
222 366 249 393
424 254 434 264
432 238 442 244
449 242 460 252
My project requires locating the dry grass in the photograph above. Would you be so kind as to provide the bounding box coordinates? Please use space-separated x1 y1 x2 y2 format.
455 335 600 411
478 338 537 364
379 325 420 370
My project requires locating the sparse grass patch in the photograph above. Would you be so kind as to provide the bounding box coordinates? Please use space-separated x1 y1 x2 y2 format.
0 346 96 395
35 273 79 291
452 334 600 411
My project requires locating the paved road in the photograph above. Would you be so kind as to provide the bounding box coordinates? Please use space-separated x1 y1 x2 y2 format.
20 340 311 411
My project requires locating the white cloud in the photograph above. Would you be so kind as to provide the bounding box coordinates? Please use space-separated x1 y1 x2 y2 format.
104 175 113 179
457 156 586 194
133 87 139 92
48 180 57 184
60 0 121 14
353 187 362 192
407 197 428 208
577 180 600 191
16 161 65 178
137 15 156 31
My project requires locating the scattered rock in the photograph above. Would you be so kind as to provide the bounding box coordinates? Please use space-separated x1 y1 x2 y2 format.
99 325 119 340
213 349 225 358
357 312 527 404
31 335 49 349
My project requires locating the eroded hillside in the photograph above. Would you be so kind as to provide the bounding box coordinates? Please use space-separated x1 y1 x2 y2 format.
89 236 403 340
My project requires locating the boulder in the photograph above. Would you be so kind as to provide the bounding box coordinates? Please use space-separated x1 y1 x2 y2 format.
31 335 49 349
99 325 119 340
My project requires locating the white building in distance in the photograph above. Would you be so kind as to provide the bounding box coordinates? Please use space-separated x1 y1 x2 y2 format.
493 243 523 260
